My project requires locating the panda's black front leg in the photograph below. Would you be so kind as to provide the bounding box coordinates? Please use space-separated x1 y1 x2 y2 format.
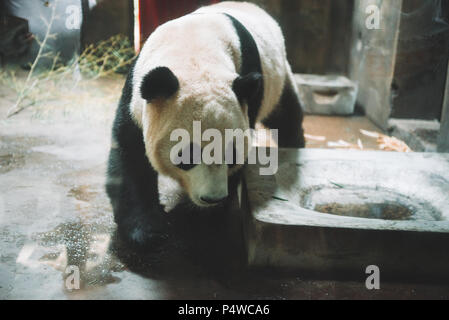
106 94 170 250
107 145 170 250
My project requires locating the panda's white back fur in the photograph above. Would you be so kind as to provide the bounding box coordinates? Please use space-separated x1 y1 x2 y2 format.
195 2 293 122
130 1 293 128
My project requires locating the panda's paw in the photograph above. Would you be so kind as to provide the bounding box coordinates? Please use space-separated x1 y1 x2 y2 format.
130 225 168 246
118 209 171 251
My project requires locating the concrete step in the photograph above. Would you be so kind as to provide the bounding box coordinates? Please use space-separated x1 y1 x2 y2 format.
388 119 440 152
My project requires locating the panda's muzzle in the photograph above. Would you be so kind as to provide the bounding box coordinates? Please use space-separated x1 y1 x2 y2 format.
200 195 228 205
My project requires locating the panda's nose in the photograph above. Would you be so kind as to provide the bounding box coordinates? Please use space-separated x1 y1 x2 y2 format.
200 195 228 205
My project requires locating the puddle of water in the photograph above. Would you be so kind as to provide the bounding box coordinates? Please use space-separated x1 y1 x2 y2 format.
68 185 98 202
0 153 25 173
314 202 413 220
302 186 443 221
0 136 57 174
33 222 124 291
0 154 23 173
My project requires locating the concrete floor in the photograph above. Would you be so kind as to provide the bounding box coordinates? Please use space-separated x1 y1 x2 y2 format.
303 115 382 150
1 75 449 299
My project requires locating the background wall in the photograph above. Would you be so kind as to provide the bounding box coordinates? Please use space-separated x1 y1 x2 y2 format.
350 0 449 129
391 0 449 121
81 0 133 46
248 0 354 75
5 0 83 66
349 0 402 129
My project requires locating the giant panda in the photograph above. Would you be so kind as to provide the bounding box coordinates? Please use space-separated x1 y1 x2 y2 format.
106 1 305 249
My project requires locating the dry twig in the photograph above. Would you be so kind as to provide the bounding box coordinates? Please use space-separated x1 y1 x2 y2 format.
7 0 59 118
4 0 135 119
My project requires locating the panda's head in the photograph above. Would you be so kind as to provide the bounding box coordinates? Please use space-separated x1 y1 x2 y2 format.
138 66 262 207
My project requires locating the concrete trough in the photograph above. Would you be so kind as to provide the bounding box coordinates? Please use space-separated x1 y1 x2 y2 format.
295 74 358 115
243 148 449 280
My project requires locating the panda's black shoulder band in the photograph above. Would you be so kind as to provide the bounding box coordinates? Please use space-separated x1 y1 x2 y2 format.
224 13 264 128
223 13 262 77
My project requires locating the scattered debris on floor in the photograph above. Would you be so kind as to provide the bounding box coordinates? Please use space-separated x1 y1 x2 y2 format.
360 129 412 153
303 119 412 153
303 115 384 150
304 134 326 142
326 139 364 150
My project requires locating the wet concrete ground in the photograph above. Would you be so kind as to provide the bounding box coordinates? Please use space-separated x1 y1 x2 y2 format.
1 76 449 299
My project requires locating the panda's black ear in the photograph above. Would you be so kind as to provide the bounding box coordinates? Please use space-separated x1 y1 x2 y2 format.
140 67 179 102
232 72 262 104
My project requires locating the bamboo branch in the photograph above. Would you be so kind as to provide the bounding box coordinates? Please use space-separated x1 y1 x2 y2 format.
7 0 59 118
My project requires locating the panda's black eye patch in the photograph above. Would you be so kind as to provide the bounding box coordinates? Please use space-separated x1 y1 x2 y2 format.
176 162 197 171
176 143 199 171
141 66 179 102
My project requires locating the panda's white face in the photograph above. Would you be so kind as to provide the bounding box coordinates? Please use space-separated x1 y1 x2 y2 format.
147 105 249 207
137 67 251 207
